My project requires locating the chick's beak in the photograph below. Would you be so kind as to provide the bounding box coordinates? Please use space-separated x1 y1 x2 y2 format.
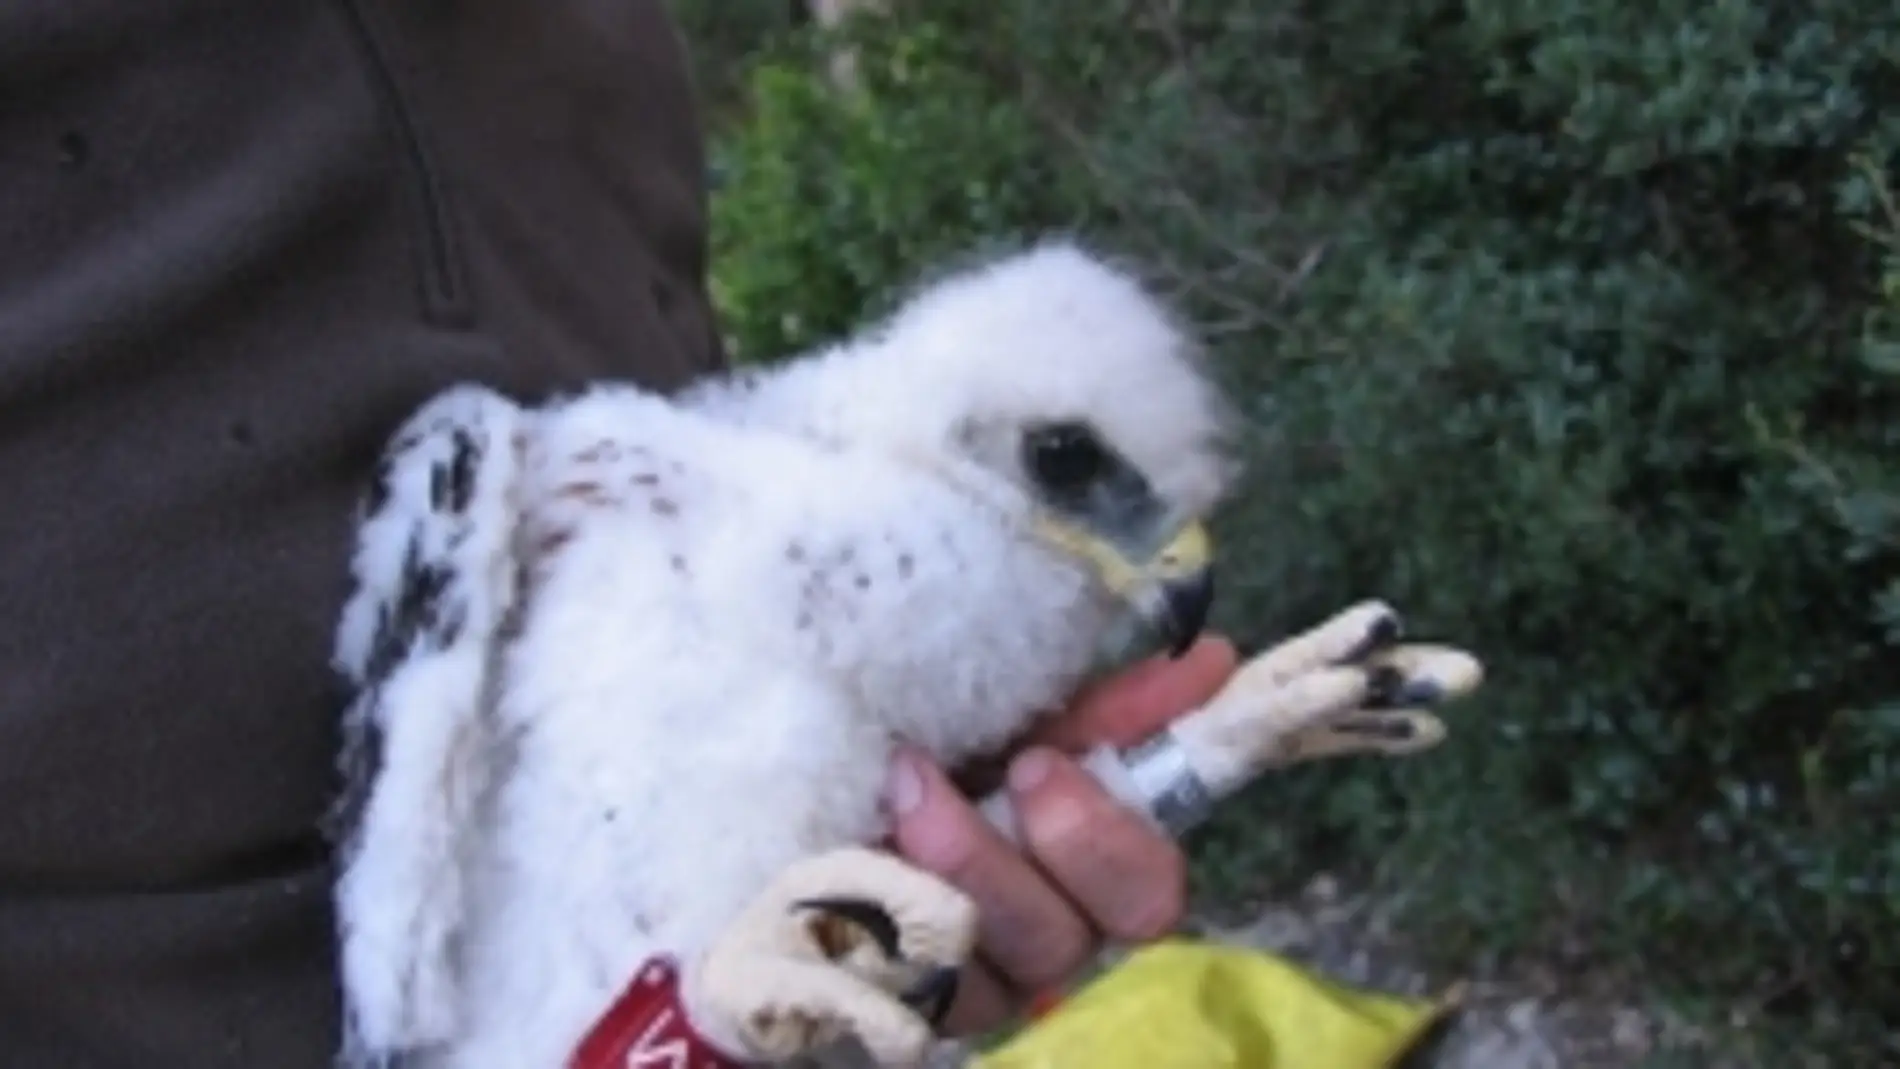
1159 565 1215 658
1146 522 1215 658
1030 514 1217 659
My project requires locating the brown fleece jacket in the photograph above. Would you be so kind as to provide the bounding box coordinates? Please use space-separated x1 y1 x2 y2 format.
0 2 724 1064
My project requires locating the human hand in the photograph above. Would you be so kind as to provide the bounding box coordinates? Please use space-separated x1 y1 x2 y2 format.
880 635 1241 1035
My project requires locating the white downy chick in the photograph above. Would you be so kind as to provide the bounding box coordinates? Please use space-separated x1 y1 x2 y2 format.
329 240 1238 1068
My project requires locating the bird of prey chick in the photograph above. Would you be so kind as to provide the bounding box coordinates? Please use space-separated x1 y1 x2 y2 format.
328 241 1404 1069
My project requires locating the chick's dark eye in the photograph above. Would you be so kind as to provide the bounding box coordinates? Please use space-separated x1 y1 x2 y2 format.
1024 422 1108 490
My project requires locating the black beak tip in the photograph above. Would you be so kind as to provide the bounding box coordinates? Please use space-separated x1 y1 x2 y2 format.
1162 568 1215 659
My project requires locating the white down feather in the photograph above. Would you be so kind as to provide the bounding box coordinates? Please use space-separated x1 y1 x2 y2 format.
330 239 1237 1068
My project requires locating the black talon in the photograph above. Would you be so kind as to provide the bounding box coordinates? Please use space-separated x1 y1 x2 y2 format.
1365 664 1407 706
792 896 903 960
899 965 962 1028
1366 676 1444 709
1367 613 1403 647
1338 613 1404 665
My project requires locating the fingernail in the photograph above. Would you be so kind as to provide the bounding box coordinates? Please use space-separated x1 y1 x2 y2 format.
1007 748 1054 793
884 750 925 816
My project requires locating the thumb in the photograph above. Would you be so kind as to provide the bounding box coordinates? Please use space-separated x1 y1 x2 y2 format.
1031 634 1238 753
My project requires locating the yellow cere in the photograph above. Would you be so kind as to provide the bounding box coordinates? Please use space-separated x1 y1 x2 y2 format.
1029 517 1214 600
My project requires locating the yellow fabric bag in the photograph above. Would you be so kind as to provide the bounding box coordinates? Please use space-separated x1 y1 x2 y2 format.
972 939 1459 1069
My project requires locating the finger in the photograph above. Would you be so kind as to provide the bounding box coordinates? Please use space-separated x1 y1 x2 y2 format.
885 747 1096 991
1031 634 1239 753
935 955 1020 1037
1245 600 1402 682
1009 747 1188 943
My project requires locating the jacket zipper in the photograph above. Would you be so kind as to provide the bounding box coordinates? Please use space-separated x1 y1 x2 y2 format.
334 0 472 327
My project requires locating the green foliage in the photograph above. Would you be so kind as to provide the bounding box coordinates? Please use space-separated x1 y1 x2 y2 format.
687 0 1900 1055
704 13 1101 362
665 0 805 125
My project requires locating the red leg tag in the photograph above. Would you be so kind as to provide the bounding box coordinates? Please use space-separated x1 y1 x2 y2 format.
568 956 752 1069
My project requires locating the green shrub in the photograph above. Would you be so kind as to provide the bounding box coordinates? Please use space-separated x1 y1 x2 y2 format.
665 0 806 125
705 14 1103 362
692 0 1900 1055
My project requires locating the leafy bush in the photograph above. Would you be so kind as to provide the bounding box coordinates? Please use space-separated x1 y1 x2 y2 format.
666 0 805 125
687 0 1900 1055
703 15 1103 362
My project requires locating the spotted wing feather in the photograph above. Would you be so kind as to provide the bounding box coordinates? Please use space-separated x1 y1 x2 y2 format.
328 383 529 1065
